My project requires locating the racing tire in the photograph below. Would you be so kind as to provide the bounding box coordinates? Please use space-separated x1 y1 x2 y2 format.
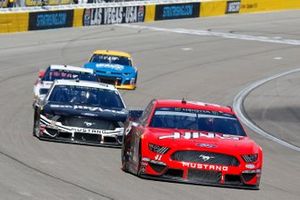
33 112 40 138
136 139 143 176
121 143 129 172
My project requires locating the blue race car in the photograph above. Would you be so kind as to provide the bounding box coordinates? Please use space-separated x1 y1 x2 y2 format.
84 50 138 90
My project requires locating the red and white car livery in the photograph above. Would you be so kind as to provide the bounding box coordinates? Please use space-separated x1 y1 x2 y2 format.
122 99 263 189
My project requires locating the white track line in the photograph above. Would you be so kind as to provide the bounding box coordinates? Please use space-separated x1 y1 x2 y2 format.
233 68 300 152
117 24 300 46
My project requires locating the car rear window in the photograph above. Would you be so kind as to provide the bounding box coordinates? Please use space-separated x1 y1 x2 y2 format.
42 69 97 82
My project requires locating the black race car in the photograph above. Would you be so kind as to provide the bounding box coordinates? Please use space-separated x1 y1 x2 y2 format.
33 79 128 147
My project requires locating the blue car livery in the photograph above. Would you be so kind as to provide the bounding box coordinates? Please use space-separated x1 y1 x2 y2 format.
84 50 138 90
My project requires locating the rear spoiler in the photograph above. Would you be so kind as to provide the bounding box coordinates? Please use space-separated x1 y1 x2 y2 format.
128 109 143 121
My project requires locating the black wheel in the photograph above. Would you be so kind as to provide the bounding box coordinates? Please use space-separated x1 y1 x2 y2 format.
136 139 143 176
121 142 129 172
33 112 40 138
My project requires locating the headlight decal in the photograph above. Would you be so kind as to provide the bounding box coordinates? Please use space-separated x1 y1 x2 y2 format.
148 143 170 154
242 154 258 163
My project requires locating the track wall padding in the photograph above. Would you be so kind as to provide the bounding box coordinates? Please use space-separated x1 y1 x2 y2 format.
0 12 29 33
240 0 300 13
200 0 227 17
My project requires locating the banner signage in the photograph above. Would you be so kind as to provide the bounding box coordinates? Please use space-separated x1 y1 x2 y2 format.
155 3 200 20
226 0 241 14
83 6 145 26
29 10 73 30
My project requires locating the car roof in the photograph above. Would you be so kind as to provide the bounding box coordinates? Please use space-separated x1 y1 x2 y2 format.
49 65 94 74
92 50 131 58
53 79 117 91
154 99 233 114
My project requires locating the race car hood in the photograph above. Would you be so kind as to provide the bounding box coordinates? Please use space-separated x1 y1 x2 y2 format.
43 102 128 122
84 62 136 74
145 128 260 154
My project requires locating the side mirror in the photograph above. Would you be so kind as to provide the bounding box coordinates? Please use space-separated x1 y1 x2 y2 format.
38 70 45 78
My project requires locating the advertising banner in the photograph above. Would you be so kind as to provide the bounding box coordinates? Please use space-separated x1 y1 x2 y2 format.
226 0 241 14
0 0 8 8
29 10 73 30
155 3 200 20
83 6 145 26
25 0 73 7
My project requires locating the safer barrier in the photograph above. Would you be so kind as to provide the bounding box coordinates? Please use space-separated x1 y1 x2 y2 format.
0 12 29 33
0 0 300 33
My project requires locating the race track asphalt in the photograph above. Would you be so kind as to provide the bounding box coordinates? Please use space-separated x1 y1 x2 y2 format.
0 10 299 200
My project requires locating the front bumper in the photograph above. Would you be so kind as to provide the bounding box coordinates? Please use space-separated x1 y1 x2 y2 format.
39 115 123 147
96 74 136 90
140 173 260 189
139 155 261 189
38 136 122 147
116 84 136 90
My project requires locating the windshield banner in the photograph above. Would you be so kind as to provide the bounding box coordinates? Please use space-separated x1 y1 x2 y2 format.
29 10 74 30
155 3 200 20
83 6 145 26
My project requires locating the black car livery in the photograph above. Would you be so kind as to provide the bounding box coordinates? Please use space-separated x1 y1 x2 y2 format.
33 79 127 147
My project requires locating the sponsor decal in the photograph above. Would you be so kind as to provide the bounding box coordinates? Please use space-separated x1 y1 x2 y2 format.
182 162 229 171
155 3 200 20
240 2 258 10
49 104 125 114
159 132 241 140
196 143 217 148
226 0 241 14
83 6 145 26
96 64 124 71
29 10 73 30
72 127 105 134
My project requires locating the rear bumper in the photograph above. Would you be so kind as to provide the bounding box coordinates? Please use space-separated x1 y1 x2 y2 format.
96 74 136 90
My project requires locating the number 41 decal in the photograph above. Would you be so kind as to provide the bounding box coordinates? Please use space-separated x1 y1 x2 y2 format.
155 154 162 161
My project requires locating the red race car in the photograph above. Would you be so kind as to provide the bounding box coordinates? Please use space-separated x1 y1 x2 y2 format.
122 99 263 189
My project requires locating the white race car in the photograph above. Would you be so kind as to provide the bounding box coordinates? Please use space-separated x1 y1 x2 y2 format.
33 65 96 104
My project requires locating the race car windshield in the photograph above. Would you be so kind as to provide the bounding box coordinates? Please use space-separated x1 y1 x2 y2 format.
150 108 246 136
90 55 132 66
48 85 125 109
42 69 97 82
